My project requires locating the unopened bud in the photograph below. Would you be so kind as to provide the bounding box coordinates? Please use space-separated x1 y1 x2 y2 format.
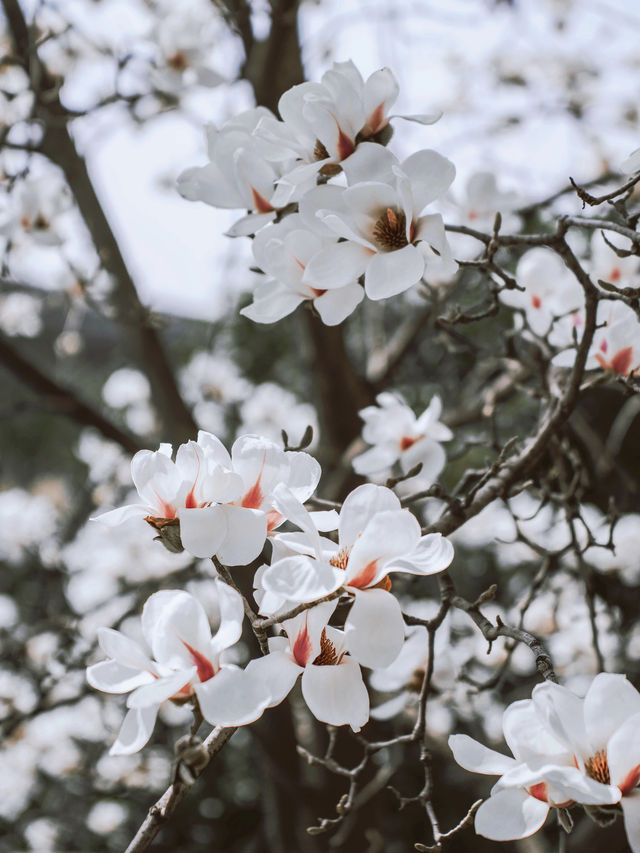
145 516 184 553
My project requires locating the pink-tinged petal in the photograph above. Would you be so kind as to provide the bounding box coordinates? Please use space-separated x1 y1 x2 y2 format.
178 505 227 559
127 668 196 709
352 443 399 476
345 510 421 588
131 449 179 515
142 590 212 667
314 283 365 325
448 734 518 775
245 650 302 706
339 484 401 549
499 762 620 806
303 241 370 290
175 441 205 501
400 436 446 482
282 600 338 668
400 149 456 212
97 627 154 671
622 791 640 853
584 673 640 752
301 659 369 731
241 280 305 324
502 699 567 763
209 578 245 658
607 711 640 793
531 681 590 763
364 244 425 300
91 504 149 527
216 505 267 565
110 706 159 756
87 660 154 694
260 555 343 607
386 532 454 577
474 788 549 841
344 588 404 669
363 68 399 132
194 665 272 726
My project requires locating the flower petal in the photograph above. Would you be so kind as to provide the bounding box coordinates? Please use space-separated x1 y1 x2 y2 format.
314 283 365 325
400 149 456 212
345 509 421 588
607 710 640 792
179 505 228 559
87 660 154 694
339 484 401 549
448 734 518 775
142 589 212 667
97 627 154 671
584 673 640 752
209 578 245 658
303 241 371 289
301 659 369 731
364 244 425 300
217 505 267 565
259 555 343 607
532 681 590 763
245 650 302 706
474 788 548 841
344 588 405 669
621 790 640 853
127 668 196 709
195 665 272 726
110 706 159 755
385 532 454 577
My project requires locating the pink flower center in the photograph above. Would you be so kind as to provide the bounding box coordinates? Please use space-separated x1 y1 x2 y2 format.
400 435 421 451
181 640 215 683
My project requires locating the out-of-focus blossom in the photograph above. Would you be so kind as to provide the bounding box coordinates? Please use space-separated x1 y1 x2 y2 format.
94 431 320 563
303 145 457 300
87 585 270 754
0 488 58 564
241 213 364 325
449 170 521 232
352 391 452 481
499 247 583 337
238 382 319 450
246 599 370 731
450 695 620 841
177 108 293 237
553 300 640 376
258 483 454 669
534 674 640 851
0 292 42 337
589 232 639 288
0 176 72 247
257 60 441 205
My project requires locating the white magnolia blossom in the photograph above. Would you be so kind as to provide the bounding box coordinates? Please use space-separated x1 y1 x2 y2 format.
499 247 583 337
94 431 320 563
241 212 363 326
300 145 457 301
533 674 640 852
450 695 621 841
589 231 640 288
553 299 640 376
0 175 71 247
258 483 454 669
177 108 293 236
257 60 441 205
352 391 452 481
246 599 369 731
86 585 271 754
449 170 521 232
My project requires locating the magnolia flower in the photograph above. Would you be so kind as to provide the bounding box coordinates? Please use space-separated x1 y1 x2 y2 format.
352 391 452 480
245 599 369 731
94 431 320 563
553 300 640 376
300 144 457 300
621 147 640 175
589 232 639 288
533 673 640 851
149 5 225 93
499 247 583 337
258 483 454 669
450 696 621 841
450 171 521 232
257 60 441 205
177 108 294 236
87 584 270 754
0 176 71 247
240 213 364 326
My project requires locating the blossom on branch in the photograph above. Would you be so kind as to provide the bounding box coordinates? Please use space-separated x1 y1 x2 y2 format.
553 300 640 377
86 584 270 754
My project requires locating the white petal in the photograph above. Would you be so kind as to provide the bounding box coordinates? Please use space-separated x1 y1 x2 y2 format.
622 791 640 853
110 706 159 756
283 452 322 503
195 665 271 726
260 555 343 606
216 505 267 565
502 699 568 762
345 588 404 669
345 509 421 588
179 505 228 559
532 681 590 762
448 734 518 775
371 691 413 721
584 673 640 752
127 669 196 708
352 443 399 476
400 149 456 212
240 281 304 324
386 532 454 577
339 484 401 548
209 578 245 657
364 244 425 300
391 112 442 126
97 627 154 671
226 211 276 237
400 436 446 482
87 660 154 694
245 650 302 706
607 710 640 792
301 659 369 731
314 283 365 325
142 589 212 668
91 504 149 526
474 788 548 841
303 242 370 289
341 143 396 186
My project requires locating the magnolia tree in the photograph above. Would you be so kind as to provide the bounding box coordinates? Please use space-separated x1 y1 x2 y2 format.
1 1 640 852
